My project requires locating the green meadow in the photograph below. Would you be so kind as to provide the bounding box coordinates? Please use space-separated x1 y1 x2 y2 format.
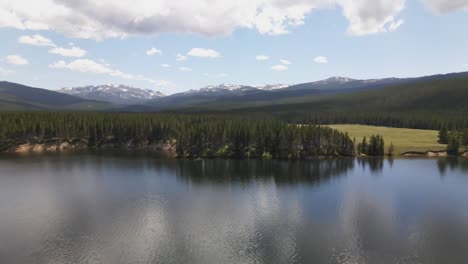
328 124 447 154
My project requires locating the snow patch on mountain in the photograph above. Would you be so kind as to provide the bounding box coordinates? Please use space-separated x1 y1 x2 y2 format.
58 84 164 104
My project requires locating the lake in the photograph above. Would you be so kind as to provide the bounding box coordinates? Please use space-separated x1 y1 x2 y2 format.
1 153 468 264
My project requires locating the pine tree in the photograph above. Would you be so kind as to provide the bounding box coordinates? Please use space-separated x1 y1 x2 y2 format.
438 125 449 144
446 132 460 156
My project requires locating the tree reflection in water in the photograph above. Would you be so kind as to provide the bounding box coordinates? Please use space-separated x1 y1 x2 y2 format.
174 159 358 186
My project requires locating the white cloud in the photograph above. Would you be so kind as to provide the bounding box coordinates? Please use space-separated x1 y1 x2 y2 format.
0 0 409 39
389 19 404 31
49 46 87 57
5 55 29 65
146 47 162 56
256 55 270 61
280 59 291 65
271 64 288 71
49 59 111 73
160 64 171 68
339 0 405 36
18 34 55 47
18 34 86 57
178 66 192 72
422 0 468 13
49 58 169 86
176 53 187 61
187 48 220 58
314 56 328 64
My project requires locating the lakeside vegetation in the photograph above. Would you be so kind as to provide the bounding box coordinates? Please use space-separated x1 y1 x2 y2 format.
0 112 354 159
329 124 468 155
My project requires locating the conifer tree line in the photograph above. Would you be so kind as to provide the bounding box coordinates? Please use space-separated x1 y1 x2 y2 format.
277 112 468 131
0 112 356 159
438 125 468 155
356 135 385 156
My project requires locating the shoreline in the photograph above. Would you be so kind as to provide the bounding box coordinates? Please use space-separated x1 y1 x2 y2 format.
1 138 467 158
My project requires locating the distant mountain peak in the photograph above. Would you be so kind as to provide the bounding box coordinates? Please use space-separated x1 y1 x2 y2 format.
186 83 290 94
58 84 164 105
255 84 289 90
185 84 249 94
323 76 356 83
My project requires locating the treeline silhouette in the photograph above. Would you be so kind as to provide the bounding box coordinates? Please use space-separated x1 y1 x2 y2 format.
276 112 468 131
0 112 355 159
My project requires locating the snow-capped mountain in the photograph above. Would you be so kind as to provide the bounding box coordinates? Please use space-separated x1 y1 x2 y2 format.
255 84 289 90
307 76 357 86
185 84 248 94
185 83 290 94
58 84 165 105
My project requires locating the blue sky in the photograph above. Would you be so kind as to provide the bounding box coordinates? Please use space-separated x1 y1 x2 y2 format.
0 0 468 94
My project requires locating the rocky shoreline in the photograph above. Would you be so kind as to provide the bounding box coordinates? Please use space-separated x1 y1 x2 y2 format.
0 138 177 155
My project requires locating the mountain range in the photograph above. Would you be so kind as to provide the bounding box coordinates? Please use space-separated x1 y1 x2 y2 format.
1 71 468 116
0 81 111 111
58 84 165 105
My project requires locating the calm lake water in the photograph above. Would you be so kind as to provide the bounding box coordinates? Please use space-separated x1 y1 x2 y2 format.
1 153 468 264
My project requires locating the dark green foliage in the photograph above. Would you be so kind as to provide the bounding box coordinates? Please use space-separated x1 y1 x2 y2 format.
446 132 461 155
358 137 368 155
225 76 468 130
357 135 385 156
438 125 449 144
0 81 112 110
0 112 354 159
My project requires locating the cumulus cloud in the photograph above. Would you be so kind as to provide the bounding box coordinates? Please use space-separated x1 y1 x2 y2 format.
0 0 409 39
423 0 468 13
49 46 87 57
178 66 192 72
339 0 405 35
187 48 220 58
49 59 169 86
176 53 188 61
0 0 320 38
271 64 288 71
5 55 29 65
256 55 270 61
160 64 170 68
146 47 162 56
314 56 328 64
18 34 86 57
18 34 55 47
280 59 291 65
49 59 111 73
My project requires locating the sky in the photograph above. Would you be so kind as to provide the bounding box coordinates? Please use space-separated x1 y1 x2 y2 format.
0 0 468 94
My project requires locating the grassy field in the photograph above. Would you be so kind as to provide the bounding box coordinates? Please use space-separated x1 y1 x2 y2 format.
328 124 446 154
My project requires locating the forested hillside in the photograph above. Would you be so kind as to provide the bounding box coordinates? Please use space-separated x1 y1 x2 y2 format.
226 76 468 130
0 81 112 110
0 112 354 159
